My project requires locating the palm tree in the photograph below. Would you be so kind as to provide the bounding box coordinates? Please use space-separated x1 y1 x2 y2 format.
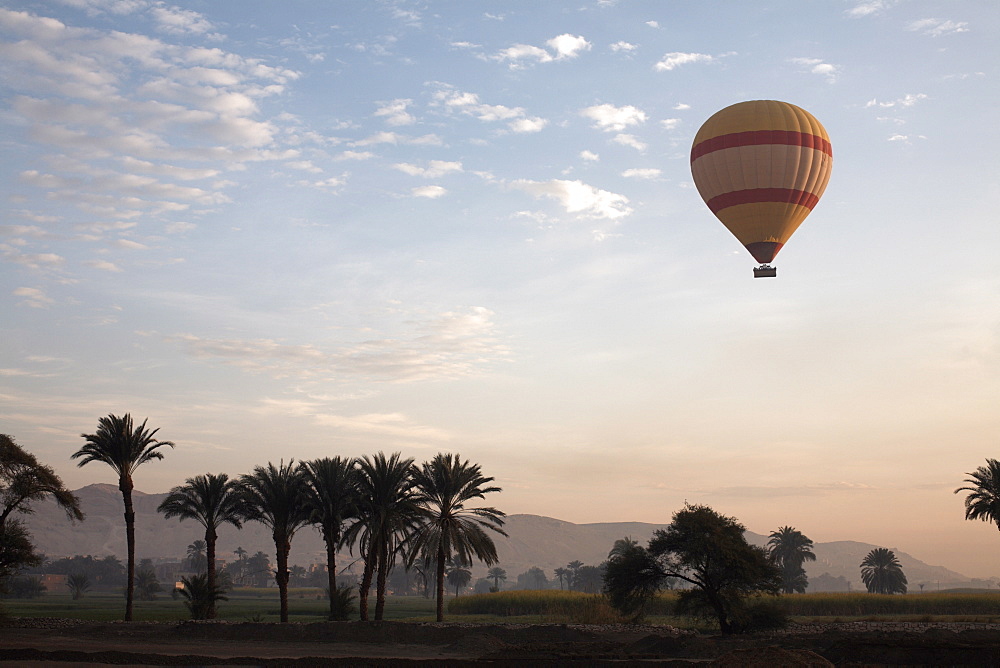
238 461 312 622
487 566 507 592
73 413 174 621
554 567 569 590
158 473 243 618
566 560 583 591
185 540 208 572
300 457 358 621
766 526 817 594
345 452 422 621
408 453 507 621
860 548 907 594
446 561 472 597
177 573 229 620
956 459 1000 530
66 573 91 600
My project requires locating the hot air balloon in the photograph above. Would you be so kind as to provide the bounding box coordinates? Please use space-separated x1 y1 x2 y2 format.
690 100 832 278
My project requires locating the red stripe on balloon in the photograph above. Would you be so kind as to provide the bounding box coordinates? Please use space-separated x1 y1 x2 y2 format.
706 188 820 214
690 130 833 162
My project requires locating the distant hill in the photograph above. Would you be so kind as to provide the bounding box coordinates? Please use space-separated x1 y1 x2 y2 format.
20 484 973 591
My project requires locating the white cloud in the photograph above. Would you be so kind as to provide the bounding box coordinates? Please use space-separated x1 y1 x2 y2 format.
845 1 898 18
660 118 682 130
865 93 928 108
645 20 659 28
622 168 662 179
580 150 600 162
302 176 346 191
350 131 443 146
791 57 840 82
509 117 548 133
335 150 375 161
546 34 591 59
13 286 54 308
285 160 323 172
168 306 508 382
906 18 969 37
375 98 416 126
495 43 553 68
655 52 713 71
393 160 463 178
673 103 691 110
511 179 632 220
580 103 647 132
6 251 65 270
610 41 637 53
165 221 196 234
84 259 122 272
113 239 148 250
150 5 218 37
412 185 447 199
613 133 647 151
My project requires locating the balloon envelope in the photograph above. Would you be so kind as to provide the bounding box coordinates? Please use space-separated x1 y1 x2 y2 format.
690 100 833 265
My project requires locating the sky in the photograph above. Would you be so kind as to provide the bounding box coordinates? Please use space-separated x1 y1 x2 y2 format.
2 0 999 577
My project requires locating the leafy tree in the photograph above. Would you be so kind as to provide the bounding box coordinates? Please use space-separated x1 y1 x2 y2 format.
177 573 229 620
300 457 358 621
647 504 781 634
38 555 125 585
766 526 816 594
345 452 422 621
238 461 312 622
7 574 46 598
1 434 84 587
956 459 1000 531
516 566 548 590
487 566 507 592
408 453 507 621
860 548 907 594
135 566 162 601
603 537 665 621
74 414 174 621
66 573 91 600
158 473 243 618
574 565 605 594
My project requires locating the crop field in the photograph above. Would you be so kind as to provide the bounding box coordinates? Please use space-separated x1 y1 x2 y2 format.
0 588 438 622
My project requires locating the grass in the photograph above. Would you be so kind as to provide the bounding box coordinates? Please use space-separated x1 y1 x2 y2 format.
0 588 438 623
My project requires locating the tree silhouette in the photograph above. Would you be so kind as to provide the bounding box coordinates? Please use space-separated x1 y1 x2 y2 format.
766 526 816 594
74 414 174 621
860 548 907 594
487 566 507 591
158 473 243 618
238 461 311 622
956 459 1000 531
408 453 507 621
300 457 358 621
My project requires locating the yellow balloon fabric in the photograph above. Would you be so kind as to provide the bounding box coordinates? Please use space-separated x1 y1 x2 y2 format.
690 100 833 264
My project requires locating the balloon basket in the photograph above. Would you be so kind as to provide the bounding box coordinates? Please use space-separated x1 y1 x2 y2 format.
753 265 777 278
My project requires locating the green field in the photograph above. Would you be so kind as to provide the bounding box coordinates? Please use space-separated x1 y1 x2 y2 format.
0 588 438 622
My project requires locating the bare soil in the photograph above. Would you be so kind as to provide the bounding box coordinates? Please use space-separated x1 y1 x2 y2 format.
3 618 1000 666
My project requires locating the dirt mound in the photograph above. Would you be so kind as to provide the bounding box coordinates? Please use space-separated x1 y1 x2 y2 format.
710 646 833 667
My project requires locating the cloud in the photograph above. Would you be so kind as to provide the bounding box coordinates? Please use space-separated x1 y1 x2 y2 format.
84 259 122 272
412 185 446 199
165 221 196 234
654 52 713 71
645 21 659 28
845 1 898 18
150 5 219 37
5 251 65 270
660 118 682 130
375 98 416 126
312 412 451 442
866 93 928 108
112 239 148 250
510 179 632 220
580 103 647 132
13 286 54 308
546 34 591 59
430 84 547 134
493 34 590 69
301 176 346 192
610 41 637 53
167 307 508 382
335 150 375 161
350 131 443 146
613 134 647 151
906 18 969 37
622 168 661 179
393 160 463 178
791 57 840 82
580 150 600 162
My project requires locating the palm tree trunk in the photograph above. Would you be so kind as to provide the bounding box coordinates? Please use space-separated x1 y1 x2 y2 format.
435 548 446 622
275 533 290 622
120 476 135 622
358 550 374 621
206 527 218 619
325 531 337 621
374 542 388 621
